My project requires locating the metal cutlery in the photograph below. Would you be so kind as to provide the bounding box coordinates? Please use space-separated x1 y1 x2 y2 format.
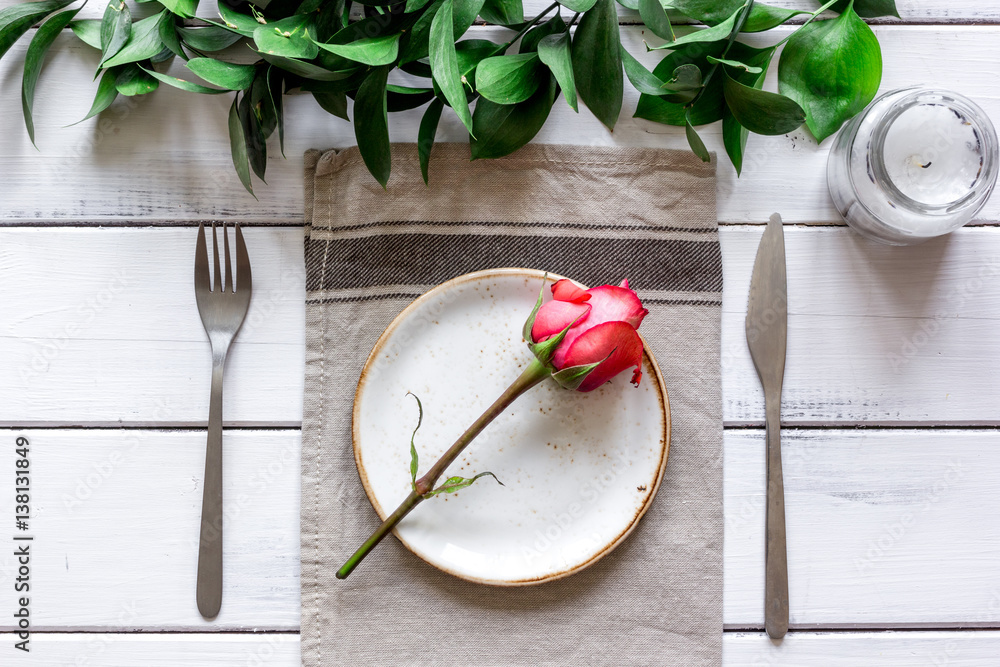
194 223 252 619
745 213 789 639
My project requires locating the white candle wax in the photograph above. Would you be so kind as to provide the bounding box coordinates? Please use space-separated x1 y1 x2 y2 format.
882 103 984 206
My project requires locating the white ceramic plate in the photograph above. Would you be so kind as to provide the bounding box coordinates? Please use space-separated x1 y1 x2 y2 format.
353 268 670 585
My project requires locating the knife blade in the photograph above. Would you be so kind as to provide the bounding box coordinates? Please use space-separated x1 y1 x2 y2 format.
745 212 789 640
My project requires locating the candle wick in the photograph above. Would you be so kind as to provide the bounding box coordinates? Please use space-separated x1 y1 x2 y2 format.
920 161 932 168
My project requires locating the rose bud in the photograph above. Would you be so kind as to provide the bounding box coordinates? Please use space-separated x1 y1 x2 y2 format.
525 279 649 392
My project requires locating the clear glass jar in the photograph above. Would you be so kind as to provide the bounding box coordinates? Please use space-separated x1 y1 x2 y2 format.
827 87 998 245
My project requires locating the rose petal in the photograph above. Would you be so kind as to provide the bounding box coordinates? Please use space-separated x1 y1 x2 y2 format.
562 321 644 392
531 301 590 342
583 284 649 330
551 279 591 304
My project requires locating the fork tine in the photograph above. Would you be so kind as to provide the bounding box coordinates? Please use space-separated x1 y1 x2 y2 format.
223 224 233 294
212 224 222 294
195 223 210 289
235 224 252 294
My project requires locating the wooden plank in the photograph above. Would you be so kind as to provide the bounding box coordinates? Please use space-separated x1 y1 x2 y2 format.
5 631 1000 665
0 26 998 224
723 631 1000 665
1 428 997 629
6 225 1000 426
31 0 1000 23
0 430 301 631
721 226 1000 426
0 633 301 665
724 428 1000 627
0 226 305 426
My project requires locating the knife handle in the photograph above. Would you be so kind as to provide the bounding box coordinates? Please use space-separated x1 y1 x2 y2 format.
764 400 789 639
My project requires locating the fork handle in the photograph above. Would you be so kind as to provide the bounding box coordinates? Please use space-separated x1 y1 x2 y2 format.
764 399 789 639
197 358 225 619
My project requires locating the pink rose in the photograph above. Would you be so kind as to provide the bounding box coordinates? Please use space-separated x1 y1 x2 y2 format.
529 279 649 392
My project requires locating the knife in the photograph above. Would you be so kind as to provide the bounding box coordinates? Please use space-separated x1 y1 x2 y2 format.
745 212 789 640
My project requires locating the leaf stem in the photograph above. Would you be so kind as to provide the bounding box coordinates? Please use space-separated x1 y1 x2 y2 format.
508 2 559 45
774 0 842 46
686 0 755 110
335 358 551 579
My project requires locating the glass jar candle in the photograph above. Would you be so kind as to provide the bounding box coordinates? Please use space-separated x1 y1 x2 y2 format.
827 87 998 245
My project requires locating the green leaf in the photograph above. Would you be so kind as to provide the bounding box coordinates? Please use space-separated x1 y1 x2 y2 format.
685 114 710 162
386 85 435 112
639 0 673 42
480 0 523 25
572 0 622 130
354 65 392 187
405 393 423 486
471 73 556 160
228 93 255 196
74 68 119 123
649 2 745 50
634 40 729 126
214 2 259 37
159 0 199 18
660 63 702 94
722 69 804 135
537 32 576 112
102 11 167 68
100 0 131 65
455 39 504 88
312 90 349 119
113 62 159 95
22 6 81 144
70 19 102 49
667 0 744 25
707 55 761 74
0 0 75 60
828 0 898 19
178 25 243 51
522 278 547 344
559 0 598 12
140 66 228 93
743 4 806 32
622 47 711 104
453 0 486 39
266 66 284 156
778 6 882 141
418 97 443 184
621 45 671 97
429 0 474 135
313 33 400 66
551 359 602 390
186 58 256 90
720 44 773 175
254 14 318 59
257 52 358 81
475 53 541 105
529 307 584 366
425 471 503 497
519 13 564 53
238 87 266 182
158 16 186 60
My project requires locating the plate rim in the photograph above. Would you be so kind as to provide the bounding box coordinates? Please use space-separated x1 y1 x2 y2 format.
351 267 671 586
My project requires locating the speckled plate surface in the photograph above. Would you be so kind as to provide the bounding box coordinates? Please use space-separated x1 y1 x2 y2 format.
352 268 670 586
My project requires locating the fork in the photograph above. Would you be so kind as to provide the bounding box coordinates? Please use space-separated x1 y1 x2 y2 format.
194 223 252 619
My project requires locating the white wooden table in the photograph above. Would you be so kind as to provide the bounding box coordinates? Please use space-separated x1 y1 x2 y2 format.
2 1 1000 664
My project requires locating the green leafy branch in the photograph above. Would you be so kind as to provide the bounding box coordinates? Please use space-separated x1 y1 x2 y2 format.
0 0 893 189
406 392 503 498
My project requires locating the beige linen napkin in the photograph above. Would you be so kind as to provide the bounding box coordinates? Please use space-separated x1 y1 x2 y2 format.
301 144 723 666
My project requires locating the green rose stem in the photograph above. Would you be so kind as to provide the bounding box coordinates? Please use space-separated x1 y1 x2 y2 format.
336 358 551 580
